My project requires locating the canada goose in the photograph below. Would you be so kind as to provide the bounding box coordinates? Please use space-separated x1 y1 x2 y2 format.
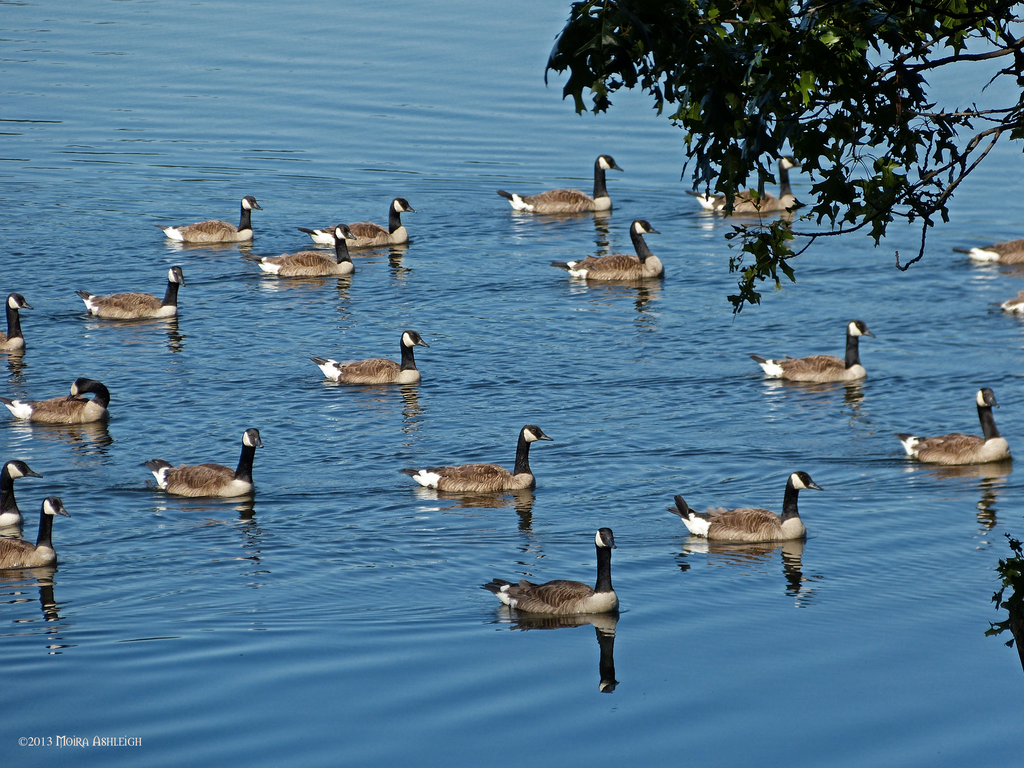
670 472 823 542
497 155 623 213
688 157 800 214
551 220 663 280
0 460 43 527
0 378 110 424
750 320 874 382
299 198 416 247
144 428 263 497
311 330 429 384
896 388 1011 465
401 425 553 492
1001 291 1024 313
0 293 30 351
482 528 618 615
76 267 184 320
0 497 69 570
156 195 262 243
954 237 1024 263
257 225 355 276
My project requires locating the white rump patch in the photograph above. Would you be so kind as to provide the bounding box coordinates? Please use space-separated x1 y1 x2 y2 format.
967 248 1000 262
410 470 441 488
755 358 784 378
257 260 282 274
681 514 710 537
150 466 170 488
5 400 34 420
161 227 185 242
507 194 533 212
897 435 920 456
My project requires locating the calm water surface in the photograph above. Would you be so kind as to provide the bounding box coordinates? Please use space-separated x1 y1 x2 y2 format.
2 2 1024 766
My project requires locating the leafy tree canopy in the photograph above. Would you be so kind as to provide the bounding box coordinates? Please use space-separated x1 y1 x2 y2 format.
547 1 1024 310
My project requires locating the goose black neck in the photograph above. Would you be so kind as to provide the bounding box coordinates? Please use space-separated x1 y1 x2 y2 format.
5 302 22 340
779 160 793 197
594 544 614 593
399 341 418 371
162 280 181 307
239 203 253 231
844 330 861 369
593 160 609 199
513 432 534 476
0 465 17 514
85 382 111 409
334 236 352 264
234 442 258 483
35 507 55 550
631 229 654 264
782 481 802 521
979 403 1001 439
388 206 403 234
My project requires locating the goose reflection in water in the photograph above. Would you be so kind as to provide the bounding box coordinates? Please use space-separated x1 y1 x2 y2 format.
913 460 1012 534
679 538 813 600
492 611 619 693
0 568 74 652
409 487 535 529
758 377 866 421
8 420 113 454
387 244 410 279
5 349 26 381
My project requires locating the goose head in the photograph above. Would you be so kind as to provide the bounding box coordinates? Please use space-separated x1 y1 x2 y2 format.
5 460 42 480
597 155 623 172
401 330 429 349
393 198 416 214
168 266 185 286
7 293 31 311
977 388 998 408
848 320 874 338
596 528 616 549
631 219 659 236
242 428 263 449
789 471 823 491
522 425 553 443
241 196 262 211
42 496 70 517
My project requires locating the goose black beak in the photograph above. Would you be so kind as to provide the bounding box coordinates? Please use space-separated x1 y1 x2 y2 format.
808 481 824 491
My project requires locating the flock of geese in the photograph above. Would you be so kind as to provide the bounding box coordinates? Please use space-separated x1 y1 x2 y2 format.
0 154 1015 618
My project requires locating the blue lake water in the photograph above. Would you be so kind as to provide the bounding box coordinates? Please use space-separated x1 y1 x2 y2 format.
2 1 1024 766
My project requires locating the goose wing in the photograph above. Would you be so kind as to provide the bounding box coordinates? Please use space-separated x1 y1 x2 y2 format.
88 292 162 319
175 220 239 242
165 462 235 491
336 358 401 384
778 354 846 378
505 579 596 613
913 433 987 463
706 507 784 541
431 463 517 493
574 253 643 279
0 537 39 569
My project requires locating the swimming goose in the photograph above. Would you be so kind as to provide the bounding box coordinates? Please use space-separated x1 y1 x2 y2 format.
258 225 355 276
954 237 1024 263
299 198 416 247
0 378 110 424
670 472 823 542
311 330 429 384
750 320 874 382
156 195 262 243
76 267 184 320
896 388 1010 465
497 155 623 213
0 293 30 351
688 157 800 214
551 220 663 280
1002 292 1024 312
144 428 263 497
401 425 553 492
0 497 70 570
482 528 619 615
0 460 43 527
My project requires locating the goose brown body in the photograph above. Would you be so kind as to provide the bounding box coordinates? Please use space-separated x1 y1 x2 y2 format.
670 472 823 543
311 330 428 384
0 497 69 570
299 198 415 247
552 220 662 280
145 428 263 497
0 378 110 424
156 196 262 243
483 529 618 615
402 425 552 492
77 267 184 320
750 320 874 382
955 237 1024 263
497 155 622 213
896 389 1010 465
688 157 799 214
259 225 354 276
